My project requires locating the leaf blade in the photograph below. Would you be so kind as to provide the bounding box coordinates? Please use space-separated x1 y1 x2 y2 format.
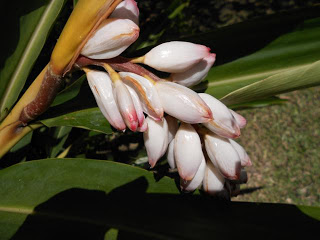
0 0 66 121
41 107 112 134
0 159 319 239
205 17 320 100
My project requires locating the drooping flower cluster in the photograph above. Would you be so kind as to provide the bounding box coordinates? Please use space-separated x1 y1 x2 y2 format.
81 0 251 197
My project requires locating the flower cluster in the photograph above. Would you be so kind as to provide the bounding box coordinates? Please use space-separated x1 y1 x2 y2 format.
81 0 251 197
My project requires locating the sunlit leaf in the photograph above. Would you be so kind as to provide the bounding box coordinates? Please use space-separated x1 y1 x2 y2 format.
205 17 320 100
228 97 288 110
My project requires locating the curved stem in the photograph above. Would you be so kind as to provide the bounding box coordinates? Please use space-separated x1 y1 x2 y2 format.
76 56 162 82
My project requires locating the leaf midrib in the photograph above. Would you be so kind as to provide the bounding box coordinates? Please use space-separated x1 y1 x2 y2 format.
0 0 61 114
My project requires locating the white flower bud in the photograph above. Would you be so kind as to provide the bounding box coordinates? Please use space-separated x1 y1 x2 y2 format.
86 70 126 131
155 81 213 124
229 139 252 167
113 80 138 131
204 132 241 180
120 72 163 120
180 157 206 192
171 53 216 87
124 83 146 132
166 139 176 169
199 93 240 139
110 0 139 25
143 41 211 73
81 18 139 59
143 117 169 168
174 123 203 180
229 109 247 129
137 118 148 132
165 115 179 143
203 160 225 195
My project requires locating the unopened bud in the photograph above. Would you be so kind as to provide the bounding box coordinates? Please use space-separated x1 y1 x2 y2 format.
229 109 247 129
229 139 252 167
155 81 212 124
180 157 206 192
199 93 240 139
171 53 216 87
203 160 225 195
113 79 138 131
125 83 146 132
86 70 126 131
143 41 211 73
204 132 241 180
120 72 163 120
166 140 176 169
143 117 169 168
110 0 139 25
81 18 139 59
165 115 179 143
174 123 203 180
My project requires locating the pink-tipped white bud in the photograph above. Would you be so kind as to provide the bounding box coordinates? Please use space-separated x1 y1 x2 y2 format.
110 0 139 25
229 109 247 129
125 83 146 131
120 72 163 120
229 139 252 167
174 123 203 180
180 157 206 192
199 93 240 139
143 117 169 168
171 53 216 87
165 115 179 143
137 118 148 132
143 41 211 73
81 18 139 59
113 80 138 131
204 132 241 180
86 70 126 131
155 81 212 124
203 160 225 195
166 139 176 169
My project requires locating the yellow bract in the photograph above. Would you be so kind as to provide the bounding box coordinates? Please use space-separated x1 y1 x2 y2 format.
50 0 121 75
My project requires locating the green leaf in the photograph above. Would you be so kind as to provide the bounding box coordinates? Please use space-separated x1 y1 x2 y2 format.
221 59 320 105
0 0 66 121
41 107 112 134
205 17 320 100
0 159 318 239
228 97 288 110
51 75 86 107
47 126 72 158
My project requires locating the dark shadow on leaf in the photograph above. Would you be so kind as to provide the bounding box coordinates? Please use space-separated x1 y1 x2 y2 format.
238 186 264 196
11 177 319 240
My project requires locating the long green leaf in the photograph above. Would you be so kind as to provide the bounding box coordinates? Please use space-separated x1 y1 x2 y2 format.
221 59 320 105
205 17 320 100
41 107 112 134
0 159 318 239
0 0 66 121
